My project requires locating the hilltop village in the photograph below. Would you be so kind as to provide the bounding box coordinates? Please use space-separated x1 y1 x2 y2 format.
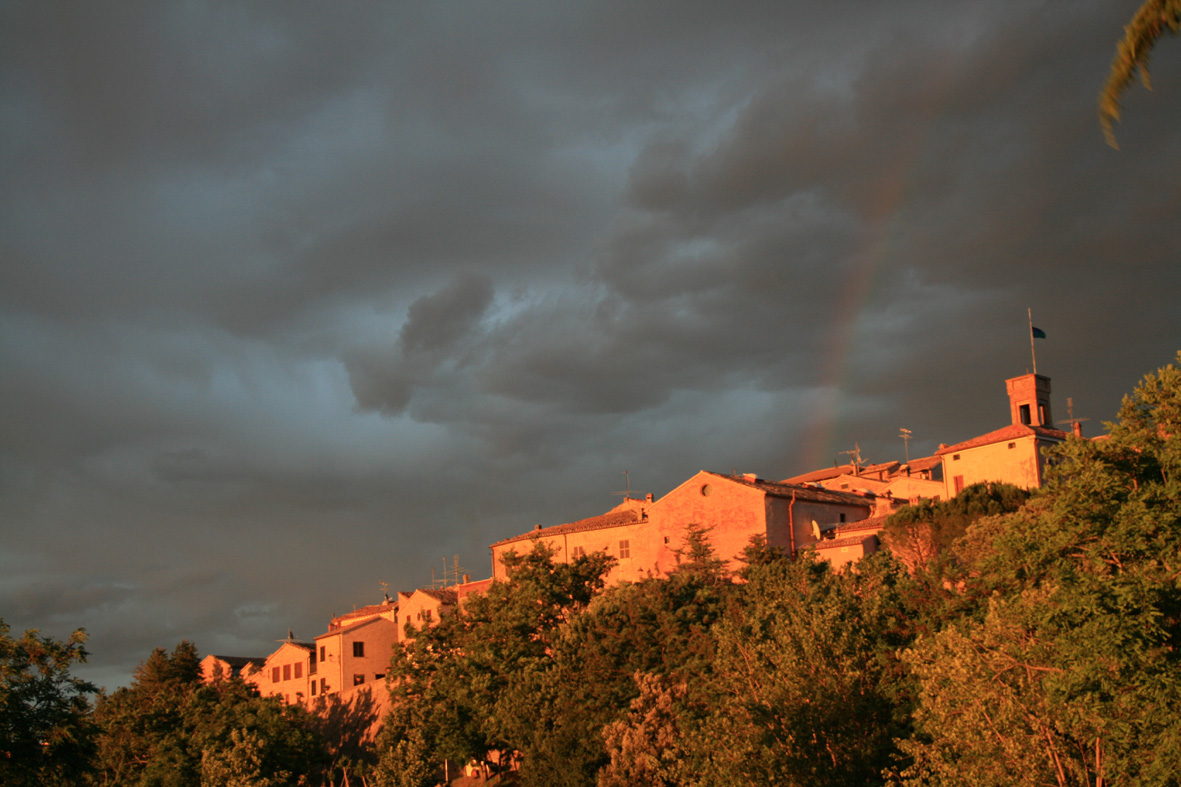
200 369 1081 727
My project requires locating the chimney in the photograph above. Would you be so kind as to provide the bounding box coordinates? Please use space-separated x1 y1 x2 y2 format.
1073 421 1083 438
645 492 654 502
743 472 759 482
462 573 470 584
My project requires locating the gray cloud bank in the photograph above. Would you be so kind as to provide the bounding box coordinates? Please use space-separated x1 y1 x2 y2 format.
2 1 1178 688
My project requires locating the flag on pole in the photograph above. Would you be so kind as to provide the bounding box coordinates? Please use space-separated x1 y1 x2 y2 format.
1031 325 1046 339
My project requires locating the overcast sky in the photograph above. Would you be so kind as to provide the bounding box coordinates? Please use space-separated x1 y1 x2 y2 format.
2 1 1178 689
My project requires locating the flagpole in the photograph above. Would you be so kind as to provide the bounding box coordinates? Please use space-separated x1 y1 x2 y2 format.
1028 307 1037 375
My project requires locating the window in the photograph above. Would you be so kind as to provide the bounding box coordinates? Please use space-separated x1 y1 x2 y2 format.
1008 442 1016 449
619 540 630 559
700 484 712 496
353 642 365 658
952 453 961 461
320 678 326 693
320 646 326 662
272 666 280 684
1020 404 1031 425
353 674 365 686
421 609 432 622
375 673 384 681
311 682 317 696
839 513 846 523
283 664 291 681
954 475 965 495
571 546 586 558
663 536 669 544
294 662 302 679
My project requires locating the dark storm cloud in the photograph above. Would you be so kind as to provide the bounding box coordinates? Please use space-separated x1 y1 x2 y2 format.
2 1 1178 688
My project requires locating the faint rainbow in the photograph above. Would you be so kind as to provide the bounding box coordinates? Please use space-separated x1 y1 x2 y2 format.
794 49 965 473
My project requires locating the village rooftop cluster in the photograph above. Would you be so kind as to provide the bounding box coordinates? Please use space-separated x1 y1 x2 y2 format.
200 370 1081 730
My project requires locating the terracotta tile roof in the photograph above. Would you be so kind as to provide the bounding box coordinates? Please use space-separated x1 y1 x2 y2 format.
709 472 876 507
491 508 645 548
414 587 458 604
783 460 903 484
332 601 397 627
831 515 890 535
808 534 879 550
207 655 266 670
902 455 942 472
935 423 1068 455
782 465 855 484
317 615 397 640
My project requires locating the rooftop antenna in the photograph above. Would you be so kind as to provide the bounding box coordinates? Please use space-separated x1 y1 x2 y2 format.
612 469 647 500
379 580 390 603
1056 397 1090 433
839 443 863 474
899 428 912 463
447 555 465 587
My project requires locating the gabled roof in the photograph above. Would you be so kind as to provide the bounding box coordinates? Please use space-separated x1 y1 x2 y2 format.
410 587 458 604
935 423 1068 455
264 642 314 662
491 507 645 548
703 471 875 507
902 455 942 472
204 655 266 671
316 615 397 641
330 600 397 628
782 461 900 485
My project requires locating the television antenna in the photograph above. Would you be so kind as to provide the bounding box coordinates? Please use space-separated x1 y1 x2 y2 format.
612 470 647 500
1056 397 1090 432
899 428 912 463
839 442 864 473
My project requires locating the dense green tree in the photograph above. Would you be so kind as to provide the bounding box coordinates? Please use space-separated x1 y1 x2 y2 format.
0 621 97 786
689 552 919 787
1100 0 1181 147
90 642 322 787
377 542 615 784
530 524 732 785
880 481 1029 574
894 354 1181 786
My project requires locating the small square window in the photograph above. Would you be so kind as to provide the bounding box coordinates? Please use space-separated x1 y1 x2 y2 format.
619 540 631 559
353 642 365 658
952 454 961 461
1008 442 1016 449
353 674 365 686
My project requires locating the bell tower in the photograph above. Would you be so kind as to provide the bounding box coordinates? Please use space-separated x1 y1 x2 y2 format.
1005 373 1053 427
